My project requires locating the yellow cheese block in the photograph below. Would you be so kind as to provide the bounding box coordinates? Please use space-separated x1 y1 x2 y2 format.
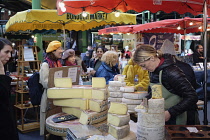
89 99 108 112
62 107 82 118
92 89 108 100
108 102 128 115
151 84 162 99
47 88 84 99
83 88 92 99
54 77 72 88
53 98 89 110
107 113 130 127
92 77 106 88
79 109 108 125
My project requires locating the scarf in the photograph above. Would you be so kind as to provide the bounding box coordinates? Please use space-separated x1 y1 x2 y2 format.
65 60 76 66
45 57 62 68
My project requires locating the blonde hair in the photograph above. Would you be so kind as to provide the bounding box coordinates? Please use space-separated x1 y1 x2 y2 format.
101 51 118 67
133 44 162 63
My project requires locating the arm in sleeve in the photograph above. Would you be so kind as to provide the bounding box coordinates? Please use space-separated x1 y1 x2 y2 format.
165 67 198 117
135 70 150 91
122 65 134 86
39 62 49 89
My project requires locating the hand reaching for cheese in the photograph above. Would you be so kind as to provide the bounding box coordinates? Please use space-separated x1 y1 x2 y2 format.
165 110 171 122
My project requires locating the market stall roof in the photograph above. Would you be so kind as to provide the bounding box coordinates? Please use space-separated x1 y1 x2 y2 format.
98 25 133 35
5 9 136 32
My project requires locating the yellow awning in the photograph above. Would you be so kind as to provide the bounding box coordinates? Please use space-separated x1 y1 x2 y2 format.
6 9 136 32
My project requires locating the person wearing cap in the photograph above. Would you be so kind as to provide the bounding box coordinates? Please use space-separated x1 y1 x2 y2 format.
39 40 63 136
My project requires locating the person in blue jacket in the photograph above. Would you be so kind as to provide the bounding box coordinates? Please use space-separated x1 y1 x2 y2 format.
95 51 119 84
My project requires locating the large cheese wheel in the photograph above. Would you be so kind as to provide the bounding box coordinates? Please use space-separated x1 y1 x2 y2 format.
123 92 147 100
109 92 123 98
109 81 126 87
120 86 135 93
107 113 130 127
148 98 164 113
108 97 122 103
127 105 138 111
137 125 165 140
92 89 108 100
108 86 121 92
122 98 142 105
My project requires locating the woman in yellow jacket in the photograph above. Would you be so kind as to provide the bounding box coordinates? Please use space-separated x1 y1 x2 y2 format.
122 58 149 91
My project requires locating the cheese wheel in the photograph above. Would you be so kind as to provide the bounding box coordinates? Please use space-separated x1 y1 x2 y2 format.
92 89 108 100
109 81 126 87
120 86 135 93
107 113 130 127
109 92 123 98
148 98 164 113
47 88 83 99
62 107 82 118
108 124 130 139
108 86 121 92
108 97 122 103
123 92 147 100
122 98 142 105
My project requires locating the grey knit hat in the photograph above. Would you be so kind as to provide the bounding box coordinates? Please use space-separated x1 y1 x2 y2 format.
62 49 75 59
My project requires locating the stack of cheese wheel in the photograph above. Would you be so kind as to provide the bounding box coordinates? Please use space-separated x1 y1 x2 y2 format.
47 77 109 126
107 102 136 140
121 86 147 112
135 85 165 140
108 81 126 103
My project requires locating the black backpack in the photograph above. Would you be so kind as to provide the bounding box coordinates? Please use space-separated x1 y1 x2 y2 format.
27 72 44 106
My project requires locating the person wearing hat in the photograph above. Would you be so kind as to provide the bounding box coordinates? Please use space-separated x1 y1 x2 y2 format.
39 40 63 136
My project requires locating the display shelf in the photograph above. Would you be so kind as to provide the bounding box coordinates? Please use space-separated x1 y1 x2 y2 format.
15 45 40 132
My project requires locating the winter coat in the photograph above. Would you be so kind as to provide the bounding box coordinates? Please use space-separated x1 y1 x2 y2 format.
95 62 119 84
148 57 198 118
0 75 19 140
122 59 149 91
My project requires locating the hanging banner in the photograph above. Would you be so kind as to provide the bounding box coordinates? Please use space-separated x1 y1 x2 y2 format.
143 33 174 50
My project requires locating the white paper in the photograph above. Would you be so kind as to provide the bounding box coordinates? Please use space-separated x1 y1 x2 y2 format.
68 67 77 82
24 47 35 61
186 127 198 133
54 70 63 78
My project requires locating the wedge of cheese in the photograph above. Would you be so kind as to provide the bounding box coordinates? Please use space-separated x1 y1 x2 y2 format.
89 99 108 112
79 109 108 125
108 102 128 115
54 77 72 88
108 124 130 139
47 88 83 99
151 84 162 99
107 113 130 127
92 89 108 100
53 98 88 110
62 107 82 118
92 77 106 88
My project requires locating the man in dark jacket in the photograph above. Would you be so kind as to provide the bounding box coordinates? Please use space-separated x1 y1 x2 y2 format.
193 44 204 65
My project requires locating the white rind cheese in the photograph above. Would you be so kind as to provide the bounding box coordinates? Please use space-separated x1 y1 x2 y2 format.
148 98 165 113
108 97 122 103
92 89 108 100
123 92 147 100
127 105 138 111
47 88 83 99
108 102 128 115
79 109 108 125
120 86 135 93
92 77 106 88
137 125 165 140
108 86 121 92
107 113 130 127
108 124 130 139
62 107 82 118
89 99 108 112
109 81 126 87
122 98 142 105
109 92 123 98
137 112 165 127
53 98 88 110
54 77 72 88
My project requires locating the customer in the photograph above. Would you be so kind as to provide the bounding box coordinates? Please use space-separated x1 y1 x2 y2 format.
133 44 198 125
39 40 63 136
0 38 19 140
87 45 94 58
90 47 105 76
75 50 87 74
89 50 97 68
83 51 90 68
95 51 119 84
193 44 204 65
122 54 149 91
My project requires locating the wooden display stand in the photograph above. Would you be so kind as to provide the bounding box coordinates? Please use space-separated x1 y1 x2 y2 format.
15 45 41 133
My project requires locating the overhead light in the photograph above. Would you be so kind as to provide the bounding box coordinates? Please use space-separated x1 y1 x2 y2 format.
177 26 181 30
31 35 35 38
115 12 120 17
110 33 114 35
59 2 66 12
82 11 88 17
127 33 130 35
12 43 15 46
198 26 202 29
61 7 66 12
189 22 193 25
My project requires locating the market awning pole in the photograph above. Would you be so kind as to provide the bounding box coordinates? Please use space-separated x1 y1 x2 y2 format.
203 0 208 125
62 23 66 50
